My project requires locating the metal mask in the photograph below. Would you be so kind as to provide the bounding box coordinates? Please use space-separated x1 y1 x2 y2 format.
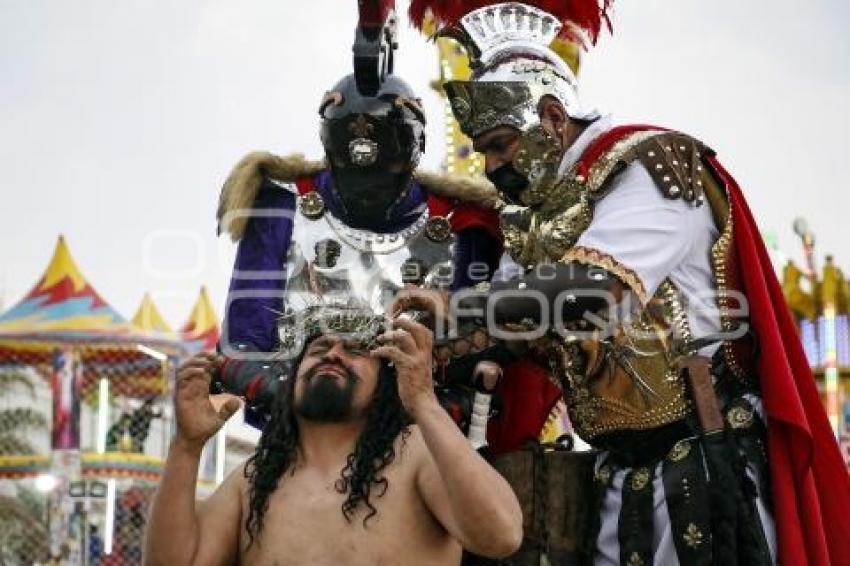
441 3 599 206
319 74 426 227
445 80 564 207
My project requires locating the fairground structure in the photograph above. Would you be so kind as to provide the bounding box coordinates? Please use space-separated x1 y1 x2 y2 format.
0 236 237 564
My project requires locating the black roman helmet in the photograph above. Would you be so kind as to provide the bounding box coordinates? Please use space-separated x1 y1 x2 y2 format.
319 73 426 228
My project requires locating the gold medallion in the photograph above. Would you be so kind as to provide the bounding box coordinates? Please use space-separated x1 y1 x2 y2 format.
425 216 452 242
299 191 325 220
726 405 754 430
630 468 651 491
667 440 691 462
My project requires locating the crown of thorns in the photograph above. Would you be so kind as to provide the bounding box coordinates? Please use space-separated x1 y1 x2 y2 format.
278 304 388 353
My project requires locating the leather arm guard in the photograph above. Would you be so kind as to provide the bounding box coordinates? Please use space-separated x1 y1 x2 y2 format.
487 262 623 327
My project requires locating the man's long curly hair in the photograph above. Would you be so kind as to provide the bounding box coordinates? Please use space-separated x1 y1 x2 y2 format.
243 359 411 547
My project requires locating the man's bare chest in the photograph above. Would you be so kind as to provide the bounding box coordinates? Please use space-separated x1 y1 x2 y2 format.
240 470 457 565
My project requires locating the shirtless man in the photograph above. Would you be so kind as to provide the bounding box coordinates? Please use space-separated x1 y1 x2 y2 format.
144 316 523 565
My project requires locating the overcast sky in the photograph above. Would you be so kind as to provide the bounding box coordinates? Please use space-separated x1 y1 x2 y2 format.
1 0 848 325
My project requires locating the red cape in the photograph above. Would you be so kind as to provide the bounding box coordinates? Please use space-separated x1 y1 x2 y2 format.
712 157 850 565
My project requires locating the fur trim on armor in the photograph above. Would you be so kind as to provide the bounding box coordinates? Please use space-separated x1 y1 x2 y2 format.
216 152 500 241
217 152 325 241
413 169 501 209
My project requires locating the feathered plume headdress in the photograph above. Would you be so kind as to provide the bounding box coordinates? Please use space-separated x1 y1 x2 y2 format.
409 0 613 49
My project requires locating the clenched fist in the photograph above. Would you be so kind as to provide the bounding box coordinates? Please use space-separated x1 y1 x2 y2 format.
174 353 241 452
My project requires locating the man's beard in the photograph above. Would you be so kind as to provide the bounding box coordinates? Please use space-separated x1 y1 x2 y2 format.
295 362 358 423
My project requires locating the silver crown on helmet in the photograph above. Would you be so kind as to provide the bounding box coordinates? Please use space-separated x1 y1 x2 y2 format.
460 3 562 60
445 2 598 137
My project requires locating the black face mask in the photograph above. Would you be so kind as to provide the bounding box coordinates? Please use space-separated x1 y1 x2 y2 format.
332 168 412 229
486 163 529 204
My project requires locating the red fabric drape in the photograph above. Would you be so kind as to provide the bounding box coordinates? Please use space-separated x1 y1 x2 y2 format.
487 357 562 455
712 157 850 565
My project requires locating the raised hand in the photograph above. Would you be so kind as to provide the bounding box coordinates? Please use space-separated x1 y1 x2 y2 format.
371 317 437 419
390 287 451 332
174 353 241 452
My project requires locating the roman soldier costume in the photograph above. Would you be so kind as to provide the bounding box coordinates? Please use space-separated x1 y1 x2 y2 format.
411 1 850 564
213 1 504 439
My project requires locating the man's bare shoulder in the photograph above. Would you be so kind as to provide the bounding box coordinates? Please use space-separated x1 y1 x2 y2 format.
190 460 249 565
225 460 250 491
398 424 444 492
199 460 248 509
395 424 427 467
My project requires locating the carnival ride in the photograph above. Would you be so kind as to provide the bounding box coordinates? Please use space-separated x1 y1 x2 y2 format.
0 235 219 564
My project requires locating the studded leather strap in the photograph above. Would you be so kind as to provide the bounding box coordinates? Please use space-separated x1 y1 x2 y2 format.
635 133 716 205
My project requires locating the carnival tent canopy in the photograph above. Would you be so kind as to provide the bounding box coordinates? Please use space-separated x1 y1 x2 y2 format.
0 236 219 401
0 237 204 482
0 235 130 336
0 235 186 355
131 292 175 336
180 286 220 352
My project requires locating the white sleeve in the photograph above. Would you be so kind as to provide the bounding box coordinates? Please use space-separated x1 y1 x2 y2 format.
566 161 700 304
